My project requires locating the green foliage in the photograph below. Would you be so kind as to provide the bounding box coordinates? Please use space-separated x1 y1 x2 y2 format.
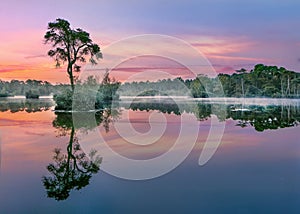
136 90 169 96
96 72 120 107
118 64 300 98
53 74 120 111
137 90 157 96
119 78 191 97
0 93 9 97
0 79 60 96
1 64 299 101
53 89 73 110
25 90 39 99
222 64 300 98
189 76 208 98
44 18 102 91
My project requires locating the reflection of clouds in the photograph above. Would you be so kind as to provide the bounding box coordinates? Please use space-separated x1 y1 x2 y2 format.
0 121 57 164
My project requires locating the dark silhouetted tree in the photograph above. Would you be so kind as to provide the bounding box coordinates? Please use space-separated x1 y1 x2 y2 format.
44 18 102 92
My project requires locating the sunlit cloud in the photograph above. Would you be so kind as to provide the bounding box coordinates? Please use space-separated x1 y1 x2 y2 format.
190 37 256 55
24 54 47 59
208 54 271 62
0 63 69 83
1 0 299 83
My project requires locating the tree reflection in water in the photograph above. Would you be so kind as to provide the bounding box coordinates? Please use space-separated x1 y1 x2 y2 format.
42 125 101 201
230 104 300 131
0 99 54 113
2 98 298 199
43 107 120 201
125 99 300 132
2 98 298 132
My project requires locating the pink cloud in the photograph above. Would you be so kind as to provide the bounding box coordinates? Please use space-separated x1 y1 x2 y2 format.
190 36 257 55
214 66 235 74
208 54 271 62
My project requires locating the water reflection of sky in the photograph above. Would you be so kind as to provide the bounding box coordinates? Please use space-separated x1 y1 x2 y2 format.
0 103 300 213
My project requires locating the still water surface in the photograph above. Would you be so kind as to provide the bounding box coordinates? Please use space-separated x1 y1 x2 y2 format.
0 97 299 213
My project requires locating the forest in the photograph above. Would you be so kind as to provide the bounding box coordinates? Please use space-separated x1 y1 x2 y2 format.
119 64 300 98
0 79 68 97
1 64 300 98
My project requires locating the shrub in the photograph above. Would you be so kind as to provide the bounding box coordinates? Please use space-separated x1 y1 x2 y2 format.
25 90 39 99
53 89 73 110
53 73 120 111
0 93 9 97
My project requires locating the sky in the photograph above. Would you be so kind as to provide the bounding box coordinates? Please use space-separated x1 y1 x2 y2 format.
0 0 300 83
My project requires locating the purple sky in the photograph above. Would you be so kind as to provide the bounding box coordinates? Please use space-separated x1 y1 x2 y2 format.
0 0 300 82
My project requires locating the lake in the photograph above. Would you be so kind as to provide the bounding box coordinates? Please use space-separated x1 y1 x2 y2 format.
0 97 300 213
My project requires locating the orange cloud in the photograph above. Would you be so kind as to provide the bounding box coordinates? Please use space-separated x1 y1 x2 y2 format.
0 63 69 83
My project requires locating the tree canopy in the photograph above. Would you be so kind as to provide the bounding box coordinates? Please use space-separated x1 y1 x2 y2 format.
44 18 102 91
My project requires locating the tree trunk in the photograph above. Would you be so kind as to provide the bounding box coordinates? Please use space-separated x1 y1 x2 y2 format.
241 77 245 97
281 78 284 97
70 74 74 92
286 76 290 97
68 64 74 92
66 126 75 180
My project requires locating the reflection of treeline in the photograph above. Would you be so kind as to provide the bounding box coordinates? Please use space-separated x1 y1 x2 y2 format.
0 99 54 113
229 105 300 131
128 99 181 115
53 108 121 133
123 100 300 131
119 64 300 98
127 99 214 121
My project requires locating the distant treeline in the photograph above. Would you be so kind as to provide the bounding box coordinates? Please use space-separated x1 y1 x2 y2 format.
119 64 300 98
0 79 68 97
1 64 300 98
